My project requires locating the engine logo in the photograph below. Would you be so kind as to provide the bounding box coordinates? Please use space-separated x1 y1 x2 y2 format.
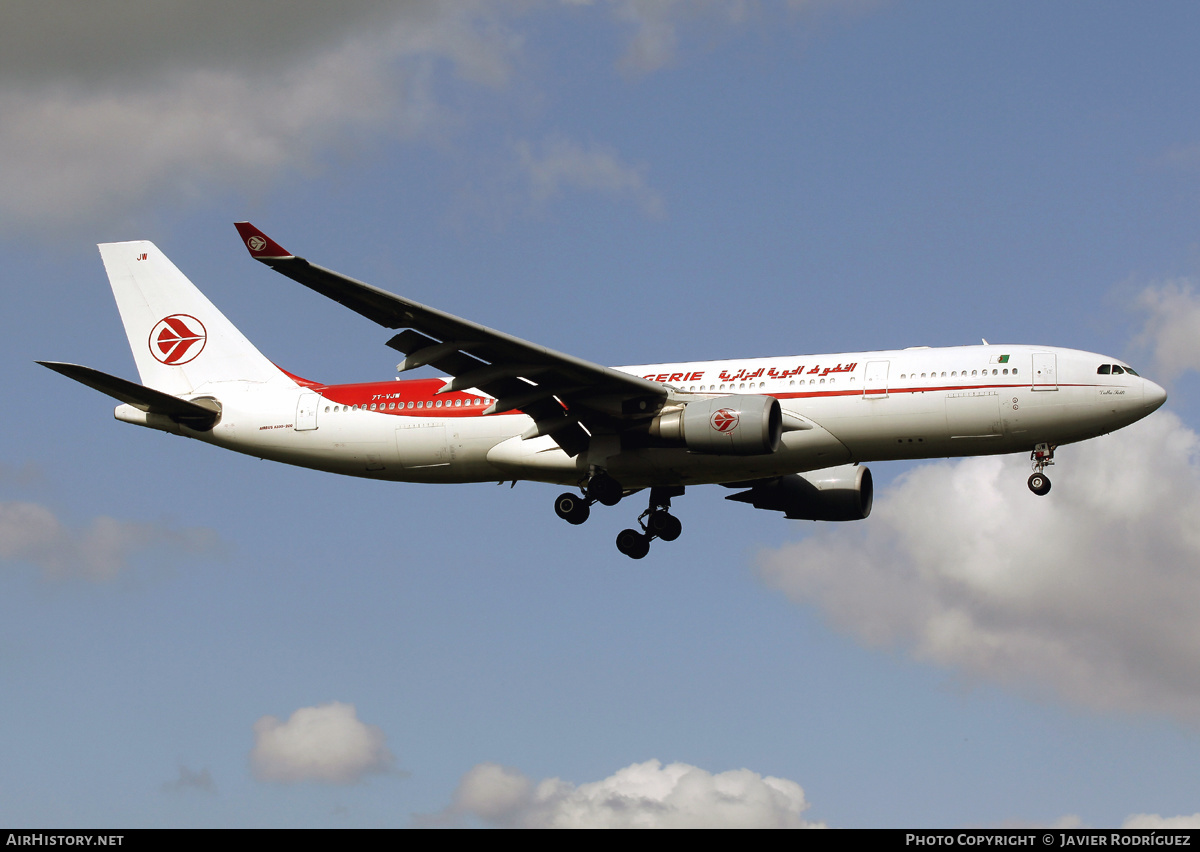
149 314 207 365
246 235 267 252
710 408 739 433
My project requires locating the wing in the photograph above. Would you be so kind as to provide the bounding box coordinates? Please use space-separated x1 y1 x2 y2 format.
233 223 667 457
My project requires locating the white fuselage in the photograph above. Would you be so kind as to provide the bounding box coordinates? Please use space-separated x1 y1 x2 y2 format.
117 344 1165 489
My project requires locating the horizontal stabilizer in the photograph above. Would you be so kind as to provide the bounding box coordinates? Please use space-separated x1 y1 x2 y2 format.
37 361 221 430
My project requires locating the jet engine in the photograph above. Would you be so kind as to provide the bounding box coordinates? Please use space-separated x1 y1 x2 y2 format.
649 395 782 455
725 464 873 521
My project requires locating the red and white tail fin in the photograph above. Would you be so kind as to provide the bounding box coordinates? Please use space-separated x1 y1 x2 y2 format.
100 240 295 395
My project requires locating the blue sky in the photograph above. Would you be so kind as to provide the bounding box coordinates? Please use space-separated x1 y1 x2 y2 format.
4 1 1200 828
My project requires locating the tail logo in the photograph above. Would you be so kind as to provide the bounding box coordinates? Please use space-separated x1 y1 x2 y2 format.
710 408 740 433
246 236 267 252
149 315 207 365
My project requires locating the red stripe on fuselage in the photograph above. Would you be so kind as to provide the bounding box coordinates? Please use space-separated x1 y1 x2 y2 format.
287 375 1108 416
311 377 497 416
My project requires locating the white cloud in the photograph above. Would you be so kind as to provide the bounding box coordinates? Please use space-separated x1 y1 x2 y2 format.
1122 813 1200 829
759 411 1200 723
250 702 394 784
516 135 665 218
1133 280 1200 380
0 3 515 230
605 0 858 75
448 759 824 828
607 0 762 74
613 0 686 73
0 500 221 582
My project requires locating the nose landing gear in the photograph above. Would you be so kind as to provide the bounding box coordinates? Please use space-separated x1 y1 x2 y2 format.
1028 443 1055 496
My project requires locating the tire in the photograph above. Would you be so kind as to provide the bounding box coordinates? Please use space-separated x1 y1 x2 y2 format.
647 511 682 542
616 528 650 559
554 492 590 525
1027 472 1051 496
587 472 623 507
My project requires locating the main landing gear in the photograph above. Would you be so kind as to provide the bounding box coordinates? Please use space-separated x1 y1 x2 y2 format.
553 472 685 559
553 469 623 525
616 487 684 560
1028 443 1055 496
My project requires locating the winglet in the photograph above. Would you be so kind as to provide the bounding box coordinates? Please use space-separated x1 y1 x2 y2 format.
234 222 293 260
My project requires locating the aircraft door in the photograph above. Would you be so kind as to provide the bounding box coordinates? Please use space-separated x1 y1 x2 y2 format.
863 360 890 398
1032 352 1058 391
1001 390 1026 436
396 422 450 468
295 392 319 431
946 391 1002 437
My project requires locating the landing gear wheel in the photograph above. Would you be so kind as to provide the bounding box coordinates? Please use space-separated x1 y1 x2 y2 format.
554 492 591 525
1028 472 1051 496
616 528 651 559
646 510 682 542
587 472 623 507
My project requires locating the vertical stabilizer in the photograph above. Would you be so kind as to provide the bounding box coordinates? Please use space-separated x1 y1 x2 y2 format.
100 241 294 395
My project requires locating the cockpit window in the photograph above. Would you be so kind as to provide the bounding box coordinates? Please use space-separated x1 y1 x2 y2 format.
1097 364 1111 374
1123 366 1139 376
1111 365 1124 375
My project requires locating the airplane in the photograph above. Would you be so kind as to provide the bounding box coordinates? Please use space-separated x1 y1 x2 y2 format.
40 223 1168 559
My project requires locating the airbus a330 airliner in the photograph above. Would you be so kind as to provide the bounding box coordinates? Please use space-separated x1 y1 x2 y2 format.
41 223 1168 558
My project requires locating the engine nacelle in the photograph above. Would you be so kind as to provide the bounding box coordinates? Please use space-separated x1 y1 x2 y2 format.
725 464 873 521
651 395 782 455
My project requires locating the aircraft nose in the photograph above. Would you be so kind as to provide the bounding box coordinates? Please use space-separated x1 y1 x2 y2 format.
1144 378 1168 413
